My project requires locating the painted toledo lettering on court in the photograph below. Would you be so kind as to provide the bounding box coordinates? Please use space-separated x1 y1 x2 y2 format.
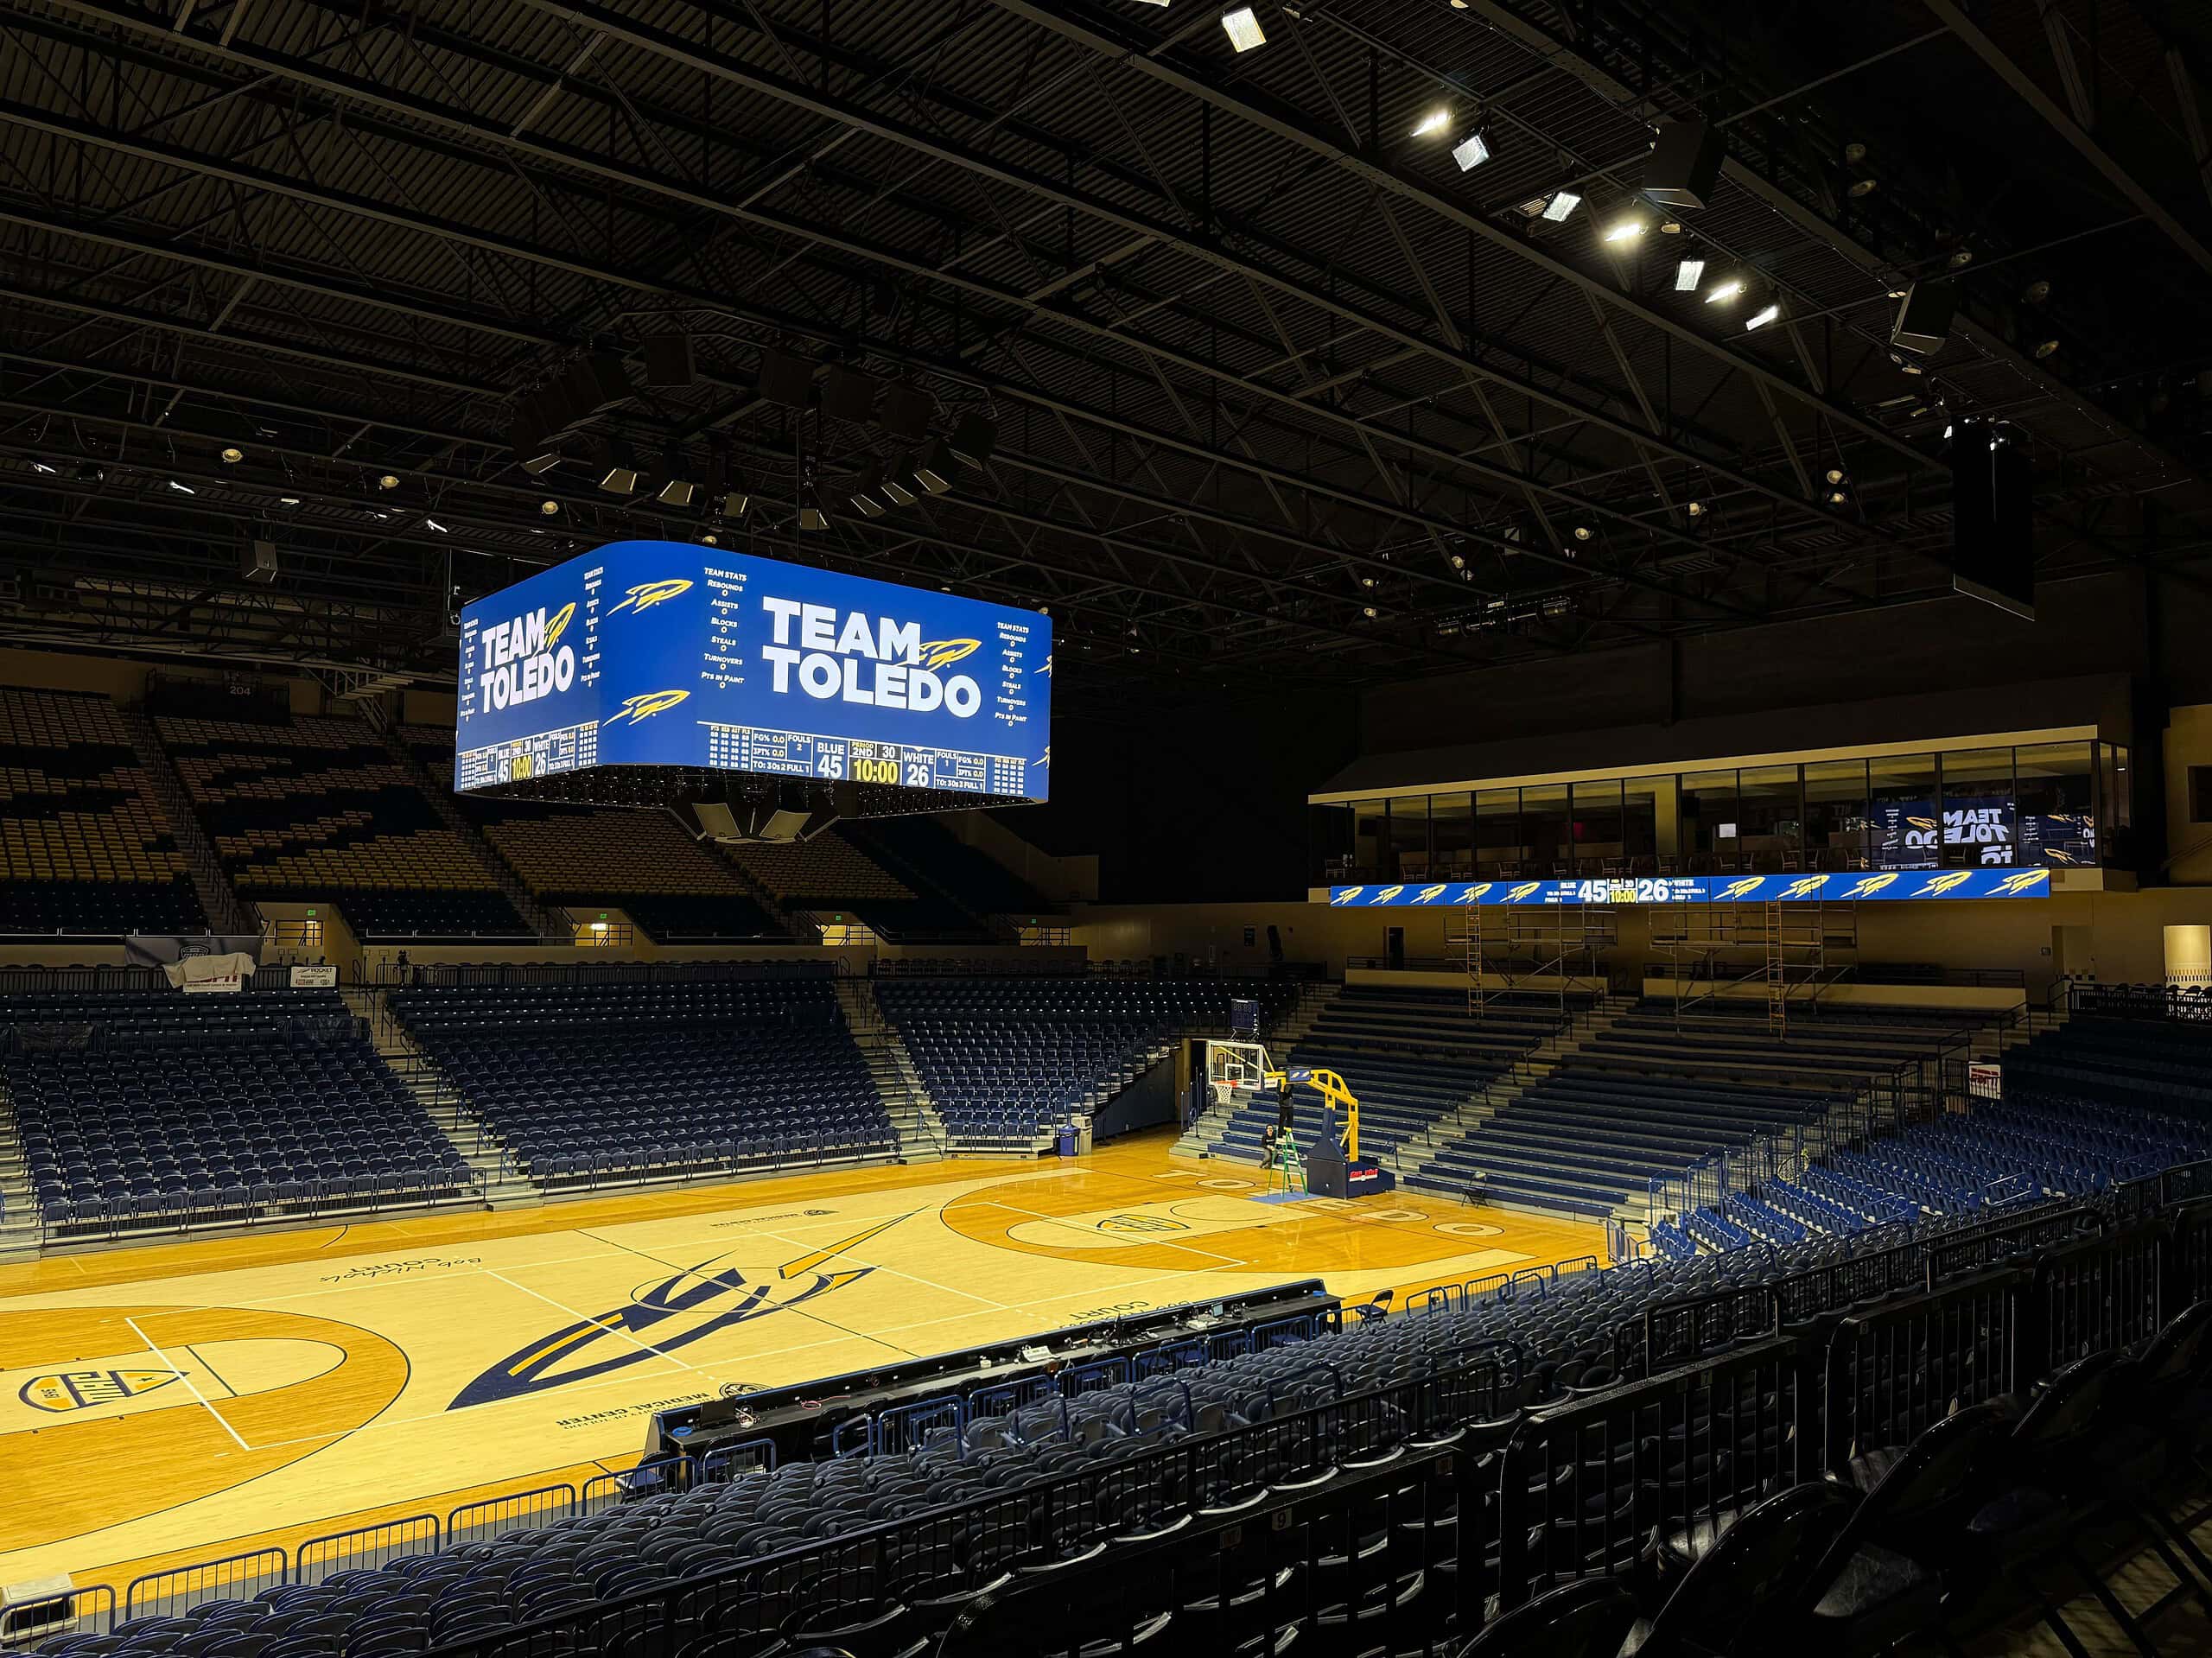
448 1216 906 1410
21 1369 181 1413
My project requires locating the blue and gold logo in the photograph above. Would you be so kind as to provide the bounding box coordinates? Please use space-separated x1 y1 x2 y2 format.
450 1216 906 1410
607 579 693 618
917 638 982 670
601 689 690 727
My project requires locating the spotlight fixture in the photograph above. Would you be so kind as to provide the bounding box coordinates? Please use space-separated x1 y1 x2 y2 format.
1221 4 1265 52
910 437 957 493
219 446 244 465
1411 106 1452 138
1602 218 1645 244
1359 575 1376 588
1573 524 1593 542
539 499 560 516
1451 128 1491 171
1844 142 1868 165
1703 276 1744 304
1847 177 1878 198
1827 489 1849 505
2022 279 2051 304
1824 467 1847 486
1541 188 1582 222
2034 338 2059 359
1659 220 1684 235
1746 302 1781 330
594 439 640 495
1362 606 1378 619
167 479 196 494
377 473 400 490
1686 500 1705 518
1675 258 1705 291
1948 247 1974 269
846 462 887 518
1449 553 1465 569
701 532 720 545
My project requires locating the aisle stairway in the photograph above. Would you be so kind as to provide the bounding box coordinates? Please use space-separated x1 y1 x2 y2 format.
118 702 251 934
836 980 947 1162
0 1089 40 1259
345 985 543 1210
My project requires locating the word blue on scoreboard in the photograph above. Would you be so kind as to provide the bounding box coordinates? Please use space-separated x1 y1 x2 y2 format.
1327 868 2051 906
454 540 1051 799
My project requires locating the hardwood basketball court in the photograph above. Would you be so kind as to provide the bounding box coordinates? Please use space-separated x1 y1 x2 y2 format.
0 1134 1600 1598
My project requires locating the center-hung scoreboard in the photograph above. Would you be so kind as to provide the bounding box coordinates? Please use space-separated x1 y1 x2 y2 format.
454 540 1051 813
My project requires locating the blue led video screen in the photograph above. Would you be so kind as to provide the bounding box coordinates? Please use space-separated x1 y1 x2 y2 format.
454 540 1050 799
1326 867 2051 907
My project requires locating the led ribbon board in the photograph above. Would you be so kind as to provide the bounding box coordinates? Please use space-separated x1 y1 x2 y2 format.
1326 868 2052 906
454 540 1051 800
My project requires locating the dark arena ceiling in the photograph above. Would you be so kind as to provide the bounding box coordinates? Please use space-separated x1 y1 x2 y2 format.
4 0 2212 709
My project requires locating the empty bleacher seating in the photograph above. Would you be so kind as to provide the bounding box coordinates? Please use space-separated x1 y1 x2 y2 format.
1407 1000 1998 1219
6 988 473 1236
721 831 986 941
840 815 1057 921
159 713 525 938
391 974 890 1185
879 976 1298 1149
466 796 783 940
0 688 203 935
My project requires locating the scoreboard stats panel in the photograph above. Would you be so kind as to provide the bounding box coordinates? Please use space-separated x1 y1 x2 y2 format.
1327 867 2051 906
454 540 1050 799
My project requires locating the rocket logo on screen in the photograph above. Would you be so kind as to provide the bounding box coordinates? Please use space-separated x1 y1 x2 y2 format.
603 689 690 726
759 597 985 718
475 600 576 714
608 578 694 616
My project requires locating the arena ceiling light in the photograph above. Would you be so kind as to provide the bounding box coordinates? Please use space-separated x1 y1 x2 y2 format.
423 517 450 533
219 446 244 465
538 499 560 516
377 473 400 490
1221 5 1265 50
1411 106 1452 138
28 458 57 474
1541 189 1582 222
1602 217 1645 244
1675 258 1705 291
1703 276 1745 304
1746 302 1782 330
166 478 196 494
1451 129 1492 171
594 439 640 495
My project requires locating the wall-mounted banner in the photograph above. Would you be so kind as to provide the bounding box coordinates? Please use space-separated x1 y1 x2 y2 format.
1325 868 2052 907
454 540 1050 801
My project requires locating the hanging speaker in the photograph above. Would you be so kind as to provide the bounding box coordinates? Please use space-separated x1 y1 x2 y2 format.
757 347 815 408
642 335 696 388
1890 281 1958 356
1950 419 2035 619
878 382 935 441
1643 118 1726 210
821 367 880 424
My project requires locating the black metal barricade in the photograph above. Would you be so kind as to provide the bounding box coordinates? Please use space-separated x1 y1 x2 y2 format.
2032 1219 2164 1369
1495 1337 1803 1610
1821 1268 2023 1476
